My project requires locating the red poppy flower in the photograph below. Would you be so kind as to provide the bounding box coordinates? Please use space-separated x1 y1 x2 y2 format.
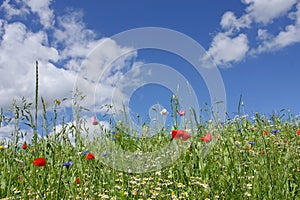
86 153 95 160
32 157 46 166
22 143 28 150
171 130 191 141
297 129 300 135
76 177 81 184
181 132 191 141
201 133 212 142
263 131 268 135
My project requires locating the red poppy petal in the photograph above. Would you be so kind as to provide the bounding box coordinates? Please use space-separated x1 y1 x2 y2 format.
181 133 191 141
172 130 178 139
33 158 46 166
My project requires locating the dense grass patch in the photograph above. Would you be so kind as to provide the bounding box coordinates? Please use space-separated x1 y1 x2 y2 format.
0 96 299 199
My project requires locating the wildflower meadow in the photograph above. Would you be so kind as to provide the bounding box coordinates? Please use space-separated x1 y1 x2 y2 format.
0 63 299 200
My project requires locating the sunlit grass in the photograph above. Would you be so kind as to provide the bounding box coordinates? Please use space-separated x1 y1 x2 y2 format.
0 97 299 199
0 63 299 199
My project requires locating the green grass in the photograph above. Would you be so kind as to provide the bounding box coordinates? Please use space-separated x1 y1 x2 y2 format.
0 96 299 200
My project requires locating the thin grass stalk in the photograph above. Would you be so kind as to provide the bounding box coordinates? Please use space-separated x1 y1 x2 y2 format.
33 60 39 146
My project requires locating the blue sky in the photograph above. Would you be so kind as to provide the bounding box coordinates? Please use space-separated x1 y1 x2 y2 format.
1 0 300 141
65 0 300 117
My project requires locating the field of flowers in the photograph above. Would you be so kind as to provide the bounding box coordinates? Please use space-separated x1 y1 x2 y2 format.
0 65 299 200
0 94 299 200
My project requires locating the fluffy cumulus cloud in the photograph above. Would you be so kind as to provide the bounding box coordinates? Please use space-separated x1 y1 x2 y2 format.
0 125 36 145
220 11 251 33
203 33 249 66
242 0 298 24
0 0 29 19
72 37 137 111
0 21 61 107
0 0 137 142
0 125 14 143
254 1 300 53
205 0 300 67
24 0 54 28
53 10 99 71
0 0 137 110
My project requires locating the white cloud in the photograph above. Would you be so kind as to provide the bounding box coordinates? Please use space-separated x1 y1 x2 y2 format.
0 21 65 109
206 0 300 66
48 116 111 146
53 10 119 72
54 10 97 57
220 11 251 33
256 29 272 41
0 116 111 145
203 33 249 66
0 124 35 145
0 125 13 143
0 0 139 119
38 63 77 104
242 0 298 24
252 2 300 54
23 0 54 28
254 26 300 54
75 37 137 112
0 0 29 20
0 0 54 28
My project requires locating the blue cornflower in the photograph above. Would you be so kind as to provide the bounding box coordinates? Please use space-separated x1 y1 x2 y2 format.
112 138 117 141
271 129 280 134
236 129 241 133
63 160 72 168
248 142 256 146
102 152 110 157
81 151 89 156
